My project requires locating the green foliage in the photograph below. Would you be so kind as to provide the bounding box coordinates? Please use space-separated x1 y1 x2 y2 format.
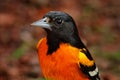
10 43 29 59
104 50 120 61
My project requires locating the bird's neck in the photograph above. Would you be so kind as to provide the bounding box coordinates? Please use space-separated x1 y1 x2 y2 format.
46 31 85 55
46 32 61 54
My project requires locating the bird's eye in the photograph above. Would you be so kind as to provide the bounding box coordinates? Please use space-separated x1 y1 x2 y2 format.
55 18 62 24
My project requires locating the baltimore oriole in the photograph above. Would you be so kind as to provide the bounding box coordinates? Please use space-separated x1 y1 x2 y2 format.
31 11 100 80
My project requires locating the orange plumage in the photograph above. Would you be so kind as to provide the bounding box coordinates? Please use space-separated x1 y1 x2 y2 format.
37 38 89 80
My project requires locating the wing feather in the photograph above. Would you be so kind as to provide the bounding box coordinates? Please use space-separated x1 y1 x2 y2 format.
78 48 100 80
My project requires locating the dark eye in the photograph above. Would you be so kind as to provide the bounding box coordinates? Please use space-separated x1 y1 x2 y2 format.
55 18 62 24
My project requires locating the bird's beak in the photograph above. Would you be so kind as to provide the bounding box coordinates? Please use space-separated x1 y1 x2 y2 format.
31 17 52 30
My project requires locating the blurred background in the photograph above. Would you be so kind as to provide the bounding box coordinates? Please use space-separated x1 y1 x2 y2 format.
0 0 120 80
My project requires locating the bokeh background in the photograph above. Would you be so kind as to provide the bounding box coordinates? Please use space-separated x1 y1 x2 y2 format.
0 0 120 80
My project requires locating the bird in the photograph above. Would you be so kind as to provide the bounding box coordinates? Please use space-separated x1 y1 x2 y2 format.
31 11 100 80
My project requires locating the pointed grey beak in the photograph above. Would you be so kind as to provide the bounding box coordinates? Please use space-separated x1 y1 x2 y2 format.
31 17 52 30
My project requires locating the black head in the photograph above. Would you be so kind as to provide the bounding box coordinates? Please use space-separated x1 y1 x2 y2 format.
32 11 80 42
44 11 77 33
31 11 85 53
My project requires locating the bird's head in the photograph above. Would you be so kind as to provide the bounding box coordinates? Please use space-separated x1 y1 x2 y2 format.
31 11 83 49
31 11 79 39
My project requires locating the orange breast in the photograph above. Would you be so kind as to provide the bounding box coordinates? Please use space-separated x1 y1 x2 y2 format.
37 37 89 80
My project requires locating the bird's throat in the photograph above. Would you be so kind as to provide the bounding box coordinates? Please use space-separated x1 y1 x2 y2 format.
46 31 85 55
46 32 61 55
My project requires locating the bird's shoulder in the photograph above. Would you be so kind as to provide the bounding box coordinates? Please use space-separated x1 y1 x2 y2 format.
78 48 94 67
